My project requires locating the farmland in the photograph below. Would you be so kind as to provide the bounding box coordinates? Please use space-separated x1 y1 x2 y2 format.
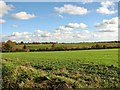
17 42 118 50
2 49 119 89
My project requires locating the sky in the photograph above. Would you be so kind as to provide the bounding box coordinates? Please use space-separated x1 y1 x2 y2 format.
0 0 119 43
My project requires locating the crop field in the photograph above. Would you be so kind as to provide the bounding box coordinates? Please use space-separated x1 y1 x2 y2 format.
2 49 119 89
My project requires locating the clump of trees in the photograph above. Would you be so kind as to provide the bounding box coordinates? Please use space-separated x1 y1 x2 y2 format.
2 40 16 52
2 40 29 52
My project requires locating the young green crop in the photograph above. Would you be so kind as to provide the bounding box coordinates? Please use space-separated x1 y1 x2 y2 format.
2 49 118 67
2 49 119 88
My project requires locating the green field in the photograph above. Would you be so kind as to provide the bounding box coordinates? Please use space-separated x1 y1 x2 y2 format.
2 49 119 89
2 49 118 67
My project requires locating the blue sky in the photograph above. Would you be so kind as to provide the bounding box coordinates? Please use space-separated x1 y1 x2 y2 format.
1 1 118 42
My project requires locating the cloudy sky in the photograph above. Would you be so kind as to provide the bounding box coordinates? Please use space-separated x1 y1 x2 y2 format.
1 1 119 43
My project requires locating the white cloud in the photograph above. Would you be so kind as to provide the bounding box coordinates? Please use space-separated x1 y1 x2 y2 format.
34 30 51 37
57 26 73 31
2 17 118 42
0 1 13 17
54 4 88 15
41 32 51 37
12 12 36 20
96 7 115 14
7 32 32 42
2 29 118 43
97 28 117 32
56 23 87 31
82 0 94 4
12 32 30 36
34 30 43 34
58 14 64 18
11 24 18 28
96 1 116 14
95 17 118 32
101 1 113 7
67 23 87 29
3 29 118 43
0 19 6 24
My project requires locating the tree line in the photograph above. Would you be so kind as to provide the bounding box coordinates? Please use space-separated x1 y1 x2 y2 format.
0 40 120 52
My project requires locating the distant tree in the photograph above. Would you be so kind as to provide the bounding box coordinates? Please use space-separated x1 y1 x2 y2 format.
23 44 27 49
4 44 12 52
95 44 101 48
21 41 24 44
23 44 29 52
3 40 16 52
91 45 96 49
51 43 56 48
103 45 107 49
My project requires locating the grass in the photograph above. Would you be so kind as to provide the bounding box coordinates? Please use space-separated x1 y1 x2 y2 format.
2 49 119 89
